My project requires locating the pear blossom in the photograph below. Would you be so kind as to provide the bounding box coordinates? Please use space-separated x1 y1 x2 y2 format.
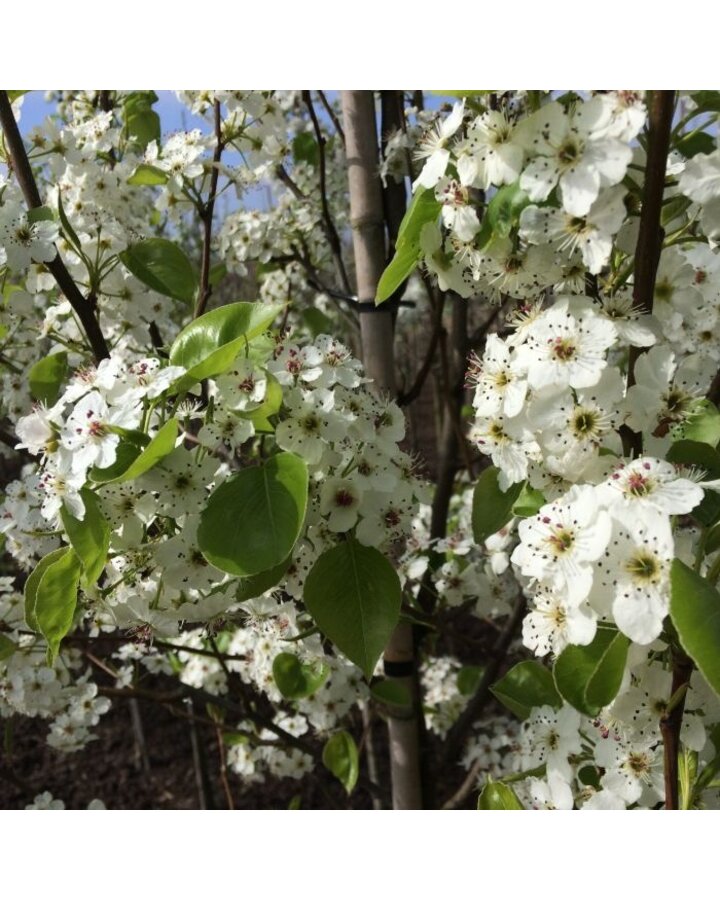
511 485 611 602
413 101 465 189
523 582 597 657
519 98 634 217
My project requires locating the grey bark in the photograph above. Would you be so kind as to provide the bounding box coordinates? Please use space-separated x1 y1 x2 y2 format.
341 90 424 810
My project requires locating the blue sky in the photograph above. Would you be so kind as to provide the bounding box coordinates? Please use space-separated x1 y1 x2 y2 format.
17 90 206 137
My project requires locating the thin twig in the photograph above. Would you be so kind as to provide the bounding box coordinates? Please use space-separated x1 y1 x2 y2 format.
0 91 110 362
302 91 352 295
442 755 485 810
441 593 526 768
317 91 345 147
194 100 224 319
398 293 445 406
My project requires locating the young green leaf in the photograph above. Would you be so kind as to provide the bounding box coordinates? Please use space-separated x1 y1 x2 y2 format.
322 731 359 794
666 439 720 525
369 679 413 708
477 780 524 810
670 559 720 698
472 466 525 544
272 652 329 700
198 452 308 577
235 557 291 602
476 181 530 248
491 660 562 720
673 400 720 446
24 547 69 633
512 484 546 518
34 548 83 662
303 539 402 678
169 301 284 391
127 164 169 186
553 627 629 716
28 352 68 405
0 634 17 662
120 238 198 304
457 665 485 697
376 188 441 304
60 490 110 588
91 419 178 484
123 91 160 149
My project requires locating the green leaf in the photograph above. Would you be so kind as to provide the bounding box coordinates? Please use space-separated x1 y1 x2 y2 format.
272 652 329 700
34 548 82 662
198 452 308 577
675 131 716 160
293 132 319 167
57 191 82 252
123 91 160 149
169 301 284 391
512 484 546 518
666 439 720 526
7 91 30 103
28 351 68 405
457 665 484 696
127 164 169 186
89 442 141 483
491 661 561 720
120 238 197 304
477 780 524 810
370 679 413 708
472 467 525 544
670 559 720 698
705 521 720 556
235 557 290 602
376 188 441 304
689 92 720 113
322 731 359 794
209 262 227 288
92 419 178 484
674 400 720 446
27 206 54 224
553 627 629 716
24 547 69 632
0 634 17 662
301 307 334 337
60 490 110 588
476 181 530 248
304 539 401 678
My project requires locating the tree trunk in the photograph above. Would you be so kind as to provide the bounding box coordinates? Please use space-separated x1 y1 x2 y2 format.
341 90 424 810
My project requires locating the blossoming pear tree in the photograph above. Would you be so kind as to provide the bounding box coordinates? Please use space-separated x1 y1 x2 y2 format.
2 89 720 810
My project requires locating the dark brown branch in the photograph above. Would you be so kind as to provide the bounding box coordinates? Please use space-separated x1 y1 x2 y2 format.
0 91 110 362
398 293 445 406
302 90 352 295
441 593 526 767
317 90 345 147
660 649 694 809
275 163 306 201
622 90 676 457
194 100 224 319
380 91 408 259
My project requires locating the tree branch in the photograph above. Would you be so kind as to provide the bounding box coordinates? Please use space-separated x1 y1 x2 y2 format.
317 90 345 147
0 91 110 362
622 90 676 457
194 99 224 319
441 593 526 767
302 91 352 295
660 648 694 809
